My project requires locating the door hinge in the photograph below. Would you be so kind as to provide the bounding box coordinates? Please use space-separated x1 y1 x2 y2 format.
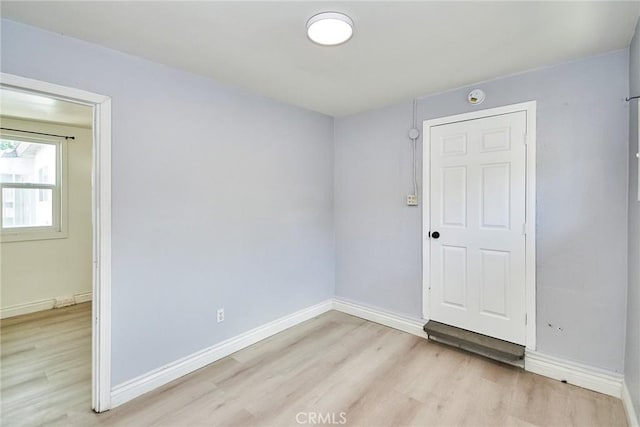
525 314 528 325
524 134 528 145
522 223 527 235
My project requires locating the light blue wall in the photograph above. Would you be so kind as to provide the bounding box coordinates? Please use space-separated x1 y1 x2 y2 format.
1 16 634 385
626 17 640 419
335 50 630 373
1 19 335 385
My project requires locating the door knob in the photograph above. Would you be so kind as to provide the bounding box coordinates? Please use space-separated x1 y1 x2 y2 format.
431 231 440 239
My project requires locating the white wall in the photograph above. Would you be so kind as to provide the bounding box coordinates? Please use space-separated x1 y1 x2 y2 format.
334 50 630 373
0 117 92 314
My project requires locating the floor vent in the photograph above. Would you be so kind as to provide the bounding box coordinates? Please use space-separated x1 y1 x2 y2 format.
423 321 525 366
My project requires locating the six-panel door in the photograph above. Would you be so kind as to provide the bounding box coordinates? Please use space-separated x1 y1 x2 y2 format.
429 111 527 345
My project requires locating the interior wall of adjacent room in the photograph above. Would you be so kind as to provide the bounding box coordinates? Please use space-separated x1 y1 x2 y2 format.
625 17 640 420
334 49 629 373
0 116 92 311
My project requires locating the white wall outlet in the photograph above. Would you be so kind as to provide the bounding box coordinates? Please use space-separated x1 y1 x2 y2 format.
217 308 225 323
406 194 418 206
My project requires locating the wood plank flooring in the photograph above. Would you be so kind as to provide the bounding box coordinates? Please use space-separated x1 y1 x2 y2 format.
1 303 627 426
1 303 92 426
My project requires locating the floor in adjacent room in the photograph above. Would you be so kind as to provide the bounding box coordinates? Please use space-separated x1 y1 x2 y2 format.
1 303 92 426
0 304 628 426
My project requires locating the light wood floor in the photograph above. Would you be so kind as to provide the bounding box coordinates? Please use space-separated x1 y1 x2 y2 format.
1 303 92 426
1 303 627 427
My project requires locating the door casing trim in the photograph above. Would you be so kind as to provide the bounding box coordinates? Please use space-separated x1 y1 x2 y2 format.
421 101 537 351
0 72 113 411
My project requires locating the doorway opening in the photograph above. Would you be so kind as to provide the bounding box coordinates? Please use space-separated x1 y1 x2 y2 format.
0 73 112 415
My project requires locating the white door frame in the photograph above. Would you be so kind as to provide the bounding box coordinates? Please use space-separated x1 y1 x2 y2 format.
0 72 113 411
422 101 537 350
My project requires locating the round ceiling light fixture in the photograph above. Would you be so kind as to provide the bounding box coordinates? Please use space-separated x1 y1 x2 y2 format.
306 12 354 46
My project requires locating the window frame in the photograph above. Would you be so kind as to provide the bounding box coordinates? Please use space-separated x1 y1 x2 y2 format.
0 131 68 242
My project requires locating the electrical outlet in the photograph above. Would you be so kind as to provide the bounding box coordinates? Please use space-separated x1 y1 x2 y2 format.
217 308 225 323
406 194 418 206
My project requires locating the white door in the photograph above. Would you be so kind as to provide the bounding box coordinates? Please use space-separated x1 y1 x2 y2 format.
428 111 527 345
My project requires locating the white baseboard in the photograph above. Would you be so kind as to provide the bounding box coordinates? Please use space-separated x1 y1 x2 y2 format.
525 350 623 398
623 380 640 427
74 292 93 304
332 298 425 338
110 299 333 408
0 299 54 319
1 292 93 319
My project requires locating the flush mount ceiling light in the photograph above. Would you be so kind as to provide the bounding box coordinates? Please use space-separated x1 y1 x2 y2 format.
306 12 354 46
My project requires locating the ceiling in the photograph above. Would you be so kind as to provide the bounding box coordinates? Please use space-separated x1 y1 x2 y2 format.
2 1 639 116
0 88 93 128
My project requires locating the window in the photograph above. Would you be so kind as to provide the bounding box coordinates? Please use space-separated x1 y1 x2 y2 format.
0 135 66 241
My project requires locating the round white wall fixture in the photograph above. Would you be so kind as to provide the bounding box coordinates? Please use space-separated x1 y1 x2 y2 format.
467 89 486 105
306 12 354 46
